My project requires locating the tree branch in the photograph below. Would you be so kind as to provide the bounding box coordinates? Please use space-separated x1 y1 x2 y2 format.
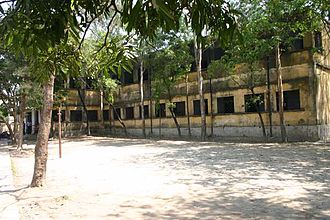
94 11 118 55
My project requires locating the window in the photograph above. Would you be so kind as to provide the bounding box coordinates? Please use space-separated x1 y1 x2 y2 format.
292 38 304 51
52 110 65 122
103 110 109 121
54 77 64 92
314 31 322 50
87 110 98 121
217 96 234 113
69 77 79 89
276 90 300 111
155 103 166 118
244 94 265 112
113 108 121 120
86 78 94 89
139 105 149 119
70 110 82 122
125 107 134 119
138 68 149 81
193 99 208 115
173 101 185 116
122 71 134 85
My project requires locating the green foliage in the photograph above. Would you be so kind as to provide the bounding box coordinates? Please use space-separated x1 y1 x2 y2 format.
146 34 193 101
83 35 134 81
207 59 232 79
0 105 9 119
102 78 118 104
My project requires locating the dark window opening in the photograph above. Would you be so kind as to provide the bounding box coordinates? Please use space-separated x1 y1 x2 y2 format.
193 99 209 115
173 101 185 116
54 77 65 92
276 90 300 111
52 110 65 122
103 110 109 121
217 96 234 113
191 46 225 71
69 77 79 89
125 107 134 119
314 31 322 50
110 72 120 81
139 105 149 119
85 78 94 89
113 108 121 120
70 110 82 122
138 68 149 81
291 38 304 51
155 103 166 118
122 70 134 85
87 110 98 121
245 94 265 112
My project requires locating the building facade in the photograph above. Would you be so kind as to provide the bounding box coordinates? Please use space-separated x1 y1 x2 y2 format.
29 30 330 141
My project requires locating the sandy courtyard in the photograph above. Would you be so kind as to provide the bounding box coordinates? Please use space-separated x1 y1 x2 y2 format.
8 137 330 219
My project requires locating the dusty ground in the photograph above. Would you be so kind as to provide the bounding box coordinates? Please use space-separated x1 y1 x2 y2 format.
8 137 330 219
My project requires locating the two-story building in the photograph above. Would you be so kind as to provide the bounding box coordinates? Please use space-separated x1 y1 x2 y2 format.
27 30 330 141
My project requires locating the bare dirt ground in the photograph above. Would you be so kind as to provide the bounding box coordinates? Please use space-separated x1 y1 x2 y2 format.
8 137 330 219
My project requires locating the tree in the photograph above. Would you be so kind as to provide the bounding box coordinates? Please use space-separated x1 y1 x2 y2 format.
81 35 134 136
147 35 193 137
0 49 42 148
233 0 329 142
0 0 238 187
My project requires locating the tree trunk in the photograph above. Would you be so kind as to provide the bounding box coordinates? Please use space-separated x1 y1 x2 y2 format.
108 102 112 134
195 39 206 141
251 88 266 137
13 104 18 144
149 71 153 135
100 89 104 129
158 111 162 138
1 117 14 141
109 102 127 136
167 89 181 137
275 43 287 142
185 73 191 137
140 60 146 138
77 89 90 136
266 56 273 137
17 93 26 151
169 107 181 137
209 78 214 137
31 74 55 187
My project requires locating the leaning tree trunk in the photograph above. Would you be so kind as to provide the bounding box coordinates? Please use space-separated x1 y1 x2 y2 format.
1 117 14 141
185 73 191 137
169 108 181 137
17 93 26 151
140 60 146 138
251 88 266 137
275 43 287 142
31 74 55 187
108 102 127 136
77 89 90 136
195 39 206 141
167 90 181 137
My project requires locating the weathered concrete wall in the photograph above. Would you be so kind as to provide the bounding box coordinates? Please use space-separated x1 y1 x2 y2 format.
316 67 330 141
103 125 318 142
